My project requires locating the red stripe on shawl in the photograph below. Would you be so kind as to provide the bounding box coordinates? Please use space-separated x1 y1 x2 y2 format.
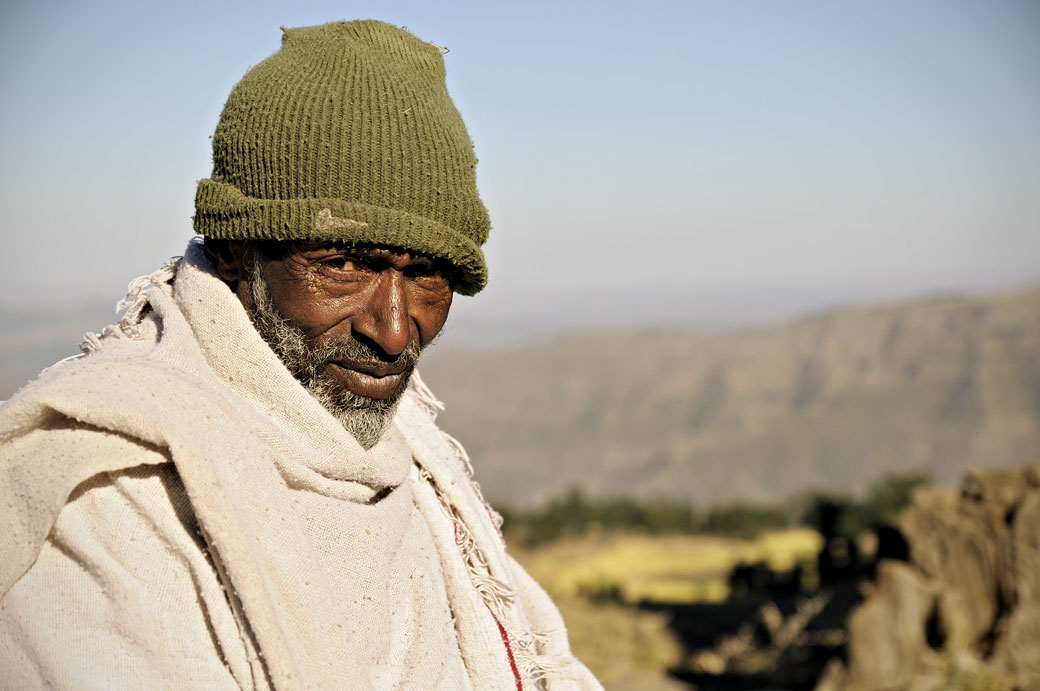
452 523 524 690
484 598 524 691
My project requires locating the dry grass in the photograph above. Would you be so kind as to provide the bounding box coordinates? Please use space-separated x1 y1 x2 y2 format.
508 529 823 689
511 527 821 605
551 595 686 691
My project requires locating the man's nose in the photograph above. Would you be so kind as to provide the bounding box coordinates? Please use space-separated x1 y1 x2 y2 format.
352 270 411 357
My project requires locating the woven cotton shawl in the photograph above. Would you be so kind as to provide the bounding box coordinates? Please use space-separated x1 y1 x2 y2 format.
0 242 601 690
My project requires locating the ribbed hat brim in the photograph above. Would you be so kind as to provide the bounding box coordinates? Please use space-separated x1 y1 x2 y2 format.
194 178 488 295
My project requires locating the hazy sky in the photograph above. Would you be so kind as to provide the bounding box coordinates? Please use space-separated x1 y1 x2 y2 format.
1 0 1038 328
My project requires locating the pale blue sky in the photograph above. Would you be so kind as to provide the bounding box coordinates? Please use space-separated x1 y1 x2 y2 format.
1 0 1038 329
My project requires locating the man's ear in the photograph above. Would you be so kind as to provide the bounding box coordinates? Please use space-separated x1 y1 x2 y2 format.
202 237 249 284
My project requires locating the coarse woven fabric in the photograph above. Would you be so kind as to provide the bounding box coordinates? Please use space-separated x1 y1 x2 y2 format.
0 242 600 690
194 20 491 295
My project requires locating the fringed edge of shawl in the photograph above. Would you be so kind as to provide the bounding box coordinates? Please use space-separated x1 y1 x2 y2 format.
416 463 577 687
80 256 181 355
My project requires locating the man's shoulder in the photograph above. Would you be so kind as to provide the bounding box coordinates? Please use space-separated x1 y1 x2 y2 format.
0 345 178 489
2 321 248 451
0 392 174 593
0 333 239 598
2 312 176 429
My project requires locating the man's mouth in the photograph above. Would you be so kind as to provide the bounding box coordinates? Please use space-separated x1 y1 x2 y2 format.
326 361 412 400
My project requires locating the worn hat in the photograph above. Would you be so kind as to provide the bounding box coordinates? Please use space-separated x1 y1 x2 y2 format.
193 20 491 295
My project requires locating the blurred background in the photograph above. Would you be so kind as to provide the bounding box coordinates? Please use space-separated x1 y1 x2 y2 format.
2 1 1038 689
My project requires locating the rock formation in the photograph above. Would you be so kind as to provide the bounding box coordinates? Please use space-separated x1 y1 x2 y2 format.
817 465 1040 691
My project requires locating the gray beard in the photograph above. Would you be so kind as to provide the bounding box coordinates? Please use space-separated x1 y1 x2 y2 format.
248 269 418 449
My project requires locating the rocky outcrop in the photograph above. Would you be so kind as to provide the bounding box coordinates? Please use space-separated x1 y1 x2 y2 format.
817 465 1040 691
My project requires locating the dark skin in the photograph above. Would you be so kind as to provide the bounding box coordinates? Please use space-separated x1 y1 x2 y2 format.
204 238 454 400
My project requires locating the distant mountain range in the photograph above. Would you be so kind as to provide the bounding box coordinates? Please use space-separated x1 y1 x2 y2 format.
4 287 1038 509
420 285 1040 507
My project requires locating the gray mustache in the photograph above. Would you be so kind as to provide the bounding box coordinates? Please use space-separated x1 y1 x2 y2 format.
311 337 420 371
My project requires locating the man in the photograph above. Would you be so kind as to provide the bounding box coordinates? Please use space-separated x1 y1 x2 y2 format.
0 20 600 690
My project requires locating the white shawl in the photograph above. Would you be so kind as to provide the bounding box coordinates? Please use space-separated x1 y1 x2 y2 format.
0 241 601 690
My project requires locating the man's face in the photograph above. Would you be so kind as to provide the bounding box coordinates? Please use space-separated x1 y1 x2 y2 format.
225 241 454 447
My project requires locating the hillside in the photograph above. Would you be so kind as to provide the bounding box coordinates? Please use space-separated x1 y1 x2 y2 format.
420 285 1040 506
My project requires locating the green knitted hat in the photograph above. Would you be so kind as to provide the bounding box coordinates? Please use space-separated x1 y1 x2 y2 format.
194 20 491 295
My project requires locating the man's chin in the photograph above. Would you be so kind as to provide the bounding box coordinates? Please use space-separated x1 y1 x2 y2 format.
302 370 407 449
326 389 404 449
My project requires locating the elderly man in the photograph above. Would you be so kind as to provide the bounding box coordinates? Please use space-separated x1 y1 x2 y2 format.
0 20 600 690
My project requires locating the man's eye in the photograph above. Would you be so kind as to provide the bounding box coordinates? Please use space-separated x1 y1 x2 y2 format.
405 266 450 291
403 265 431 279
321 256 359 271
403 262 444 280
